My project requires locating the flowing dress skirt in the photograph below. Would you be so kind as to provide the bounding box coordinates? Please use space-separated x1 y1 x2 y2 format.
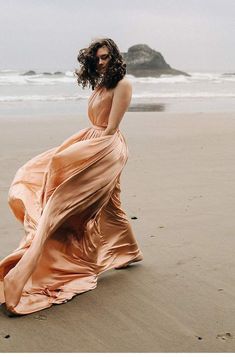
0 125 143 315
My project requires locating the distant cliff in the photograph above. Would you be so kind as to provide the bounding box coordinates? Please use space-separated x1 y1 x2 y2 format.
122 44 190 77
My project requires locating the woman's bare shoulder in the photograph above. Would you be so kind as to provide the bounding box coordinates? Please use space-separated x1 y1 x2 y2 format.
115 77 132 92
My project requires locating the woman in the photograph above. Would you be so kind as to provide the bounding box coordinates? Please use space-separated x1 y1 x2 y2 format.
0 38 143 316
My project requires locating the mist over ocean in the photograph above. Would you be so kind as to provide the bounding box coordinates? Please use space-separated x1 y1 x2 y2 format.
0 69 235 117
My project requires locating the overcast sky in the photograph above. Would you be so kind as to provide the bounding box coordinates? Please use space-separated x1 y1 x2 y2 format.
0 0 234 72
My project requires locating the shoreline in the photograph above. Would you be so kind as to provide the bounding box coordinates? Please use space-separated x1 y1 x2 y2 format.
0 110 234 121
1 96 235 117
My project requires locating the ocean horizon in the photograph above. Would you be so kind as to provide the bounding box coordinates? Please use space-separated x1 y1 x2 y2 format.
0 69 235 116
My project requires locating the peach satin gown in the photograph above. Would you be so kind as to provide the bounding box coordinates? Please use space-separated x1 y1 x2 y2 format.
0 86 143 315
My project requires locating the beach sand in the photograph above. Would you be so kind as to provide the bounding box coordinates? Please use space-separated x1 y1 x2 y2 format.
0 111 235 352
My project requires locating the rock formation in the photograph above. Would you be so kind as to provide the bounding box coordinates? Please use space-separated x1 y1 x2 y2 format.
22 70 36 76
122 44 190 77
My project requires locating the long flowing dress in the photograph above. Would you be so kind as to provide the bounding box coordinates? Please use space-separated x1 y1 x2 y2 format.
0 85 143 315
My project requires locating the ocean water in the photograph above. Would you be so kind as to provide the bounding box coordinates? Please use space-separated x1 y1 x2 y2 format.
0 69 235 116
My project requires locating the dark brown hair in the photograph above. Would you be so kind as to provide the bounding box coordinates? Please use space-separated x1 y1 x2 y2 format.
75 38 126 90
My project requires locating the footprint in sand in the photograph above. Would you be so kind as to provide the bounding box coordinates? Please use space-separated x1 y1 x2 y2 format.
216 332 233 341
33 314 47 320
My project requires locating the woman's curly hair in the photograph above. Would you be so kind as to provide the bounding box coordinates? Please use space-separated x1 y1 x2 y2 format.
75 38 126 90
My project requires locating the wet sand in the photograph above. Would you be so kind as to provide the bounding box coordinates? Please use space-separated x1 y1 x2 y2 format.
1 112 235 352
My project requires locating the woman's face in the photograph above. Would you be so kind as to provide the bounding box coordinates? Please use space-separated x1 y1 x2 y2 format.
95 45 111 74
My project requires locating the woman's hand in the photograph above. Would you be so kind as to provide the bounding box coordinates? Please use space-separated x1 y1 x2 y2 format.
102 128 117 136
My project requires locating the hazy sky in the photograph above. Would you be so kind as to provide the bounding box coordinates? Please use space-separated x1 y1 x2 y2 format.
0 0 234 72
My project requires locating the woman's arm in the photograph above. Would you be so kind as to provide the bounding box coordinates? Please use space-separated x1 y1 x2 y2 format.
102 78 132 136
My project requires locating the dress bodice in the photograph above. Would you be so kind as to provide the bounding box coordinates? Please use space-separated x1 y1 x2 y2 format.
88 86 114 128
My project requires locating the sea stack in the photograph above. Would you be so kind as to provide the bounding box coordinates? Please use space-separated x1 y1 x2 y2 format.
122 44 190 77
